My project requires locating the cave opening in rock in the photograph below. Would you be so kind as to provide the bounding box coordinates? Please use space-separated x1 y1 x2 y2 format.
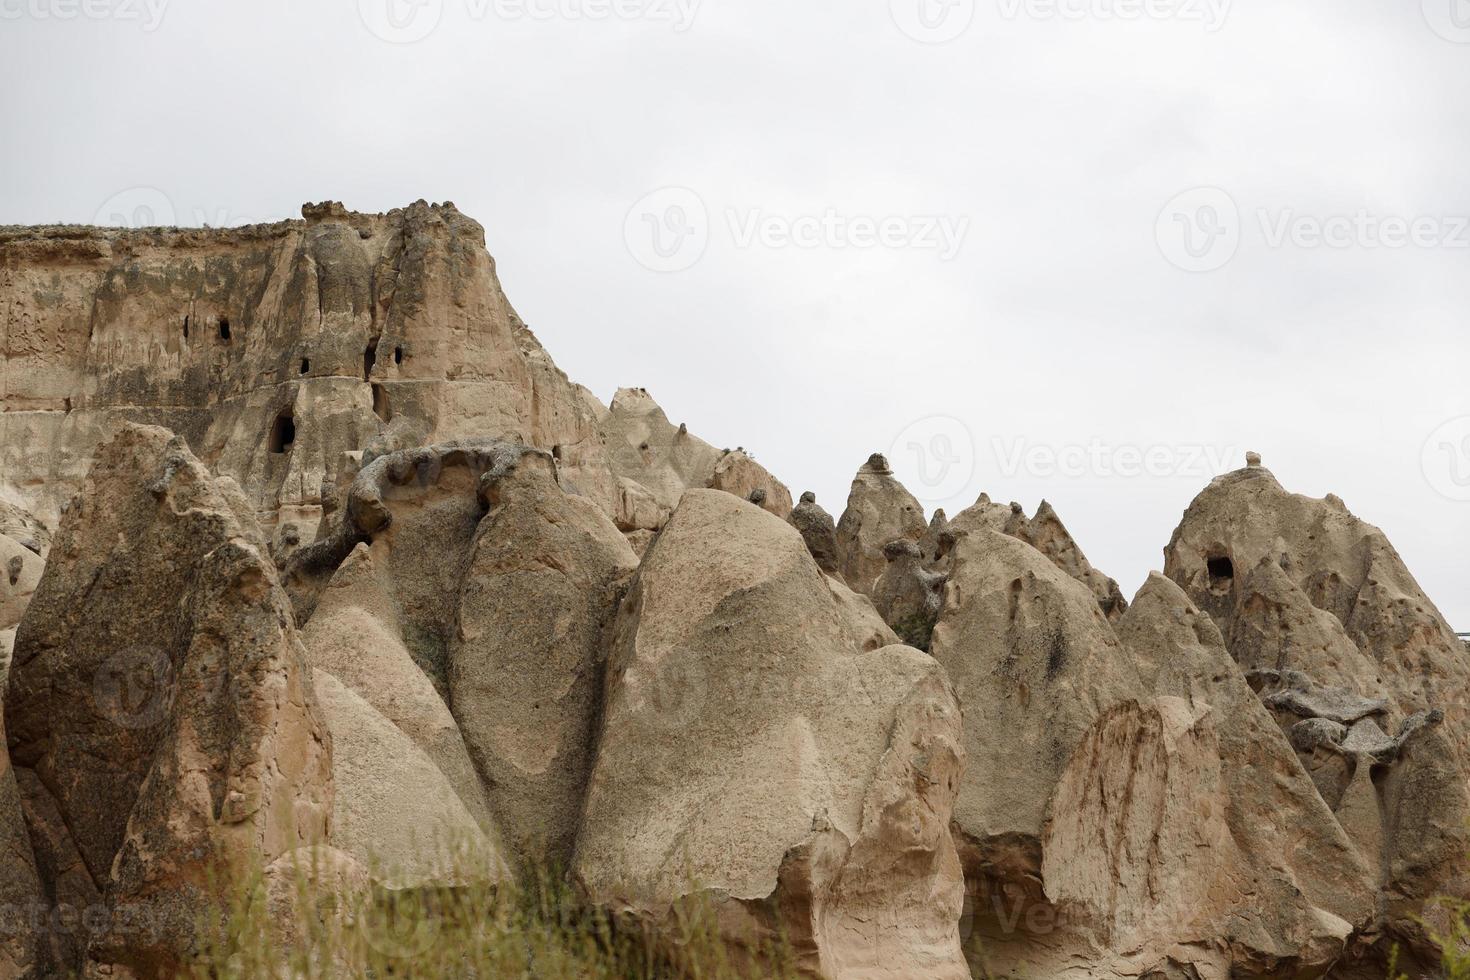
218 318 231 341
300 358 310 375
1207 554 1235 590
269 412 295 454
394 345 403 365
183 316 189 338
364 340 378 380
372 383 391 422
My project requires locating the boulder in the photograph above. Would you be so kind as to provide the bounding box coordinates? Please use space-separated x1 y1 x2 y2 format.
788 491 840 575
708 449 793 518
599 387 721 515
870 539 946 651
835 454 927 595
299 542 495 836
4 424 331 976
311 670 508 889
574 490 969 979
450 450 638 871
929 526 1143 890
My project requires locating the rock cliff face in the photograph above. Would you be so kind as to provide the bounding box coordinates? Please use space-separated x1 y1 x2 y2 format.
1 206 1466 979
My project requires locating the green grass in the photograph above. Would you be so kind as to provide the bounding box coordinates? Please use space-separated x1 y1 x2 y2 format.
186 842 797 979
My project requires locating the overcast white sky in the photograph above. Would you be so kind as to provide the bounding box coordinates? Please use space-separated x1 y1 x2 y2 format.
2 0 1468 626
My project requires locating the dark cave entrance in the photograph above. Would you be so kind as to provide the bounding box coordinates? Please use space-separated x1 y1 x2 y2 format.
269 411 296 454
1207 554 1235 591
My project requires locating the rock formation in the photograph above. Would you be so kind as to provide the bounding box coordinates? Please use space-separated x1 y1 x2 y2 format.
4 425 330 975
573 491 969 979
450 449 637 871
1164 460 1470 965
3 206 1468 980
834 454 927 595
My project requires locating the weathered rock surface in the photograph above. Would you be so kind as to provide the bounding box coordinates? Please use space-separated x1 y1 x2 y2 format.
451 449 637 871
929 527 1143 893
870 538 946 651
708 448 793 518
0 630 43 978
4 424 330 975
299 542 494 836
789 491 840 575
1165 461 1470 965
0 202 617 542
574 490 969 979
835 454 927 595
946 493 1127 620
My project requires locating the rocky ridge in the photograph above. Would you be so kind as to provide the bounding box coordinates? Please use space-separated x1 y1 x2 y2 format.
0 203 1464 979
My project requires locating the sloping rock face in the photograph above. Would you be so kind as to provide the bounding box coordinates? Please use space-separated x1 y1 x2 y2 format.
789 491 840 575
0 627 43 978
946 493 1127 620
451 450 638 871
929 527 1143 891
3 424 330 976
1164 461 1470 962
0 201 615 540
834 454 927 595
574 490 969 979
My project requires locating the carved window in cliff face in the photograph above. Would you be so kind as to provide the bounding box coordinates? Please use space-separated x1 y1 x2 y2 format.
300 358 310 375
183 316 189 339
1207 553 1235 592
269 412 296 454
218 318 231 341
394 345 403 365
364 341 378 380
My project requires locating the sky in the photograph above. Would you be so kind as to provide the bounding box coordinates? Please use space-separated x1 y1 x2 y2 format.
2 0 1468 627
